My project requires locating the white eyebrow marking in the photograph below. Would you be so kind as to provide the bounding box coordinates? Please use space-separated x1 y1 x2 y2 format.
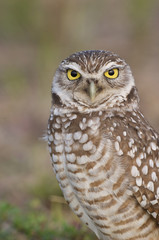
62 61 123 79
63 62 83 72
105 61 123 70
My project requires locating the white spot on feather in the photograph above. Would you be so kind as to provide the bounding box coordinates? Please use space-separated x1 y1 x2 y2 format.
131 166 140 177
65 146 72 153
123 131 127 136
79 122 86 130
65 133 72 141
56 117 61 124
52 154 58 162
151 172 158 182
133 186 139 192
87 119 94 127
150 199 158 205
115 141 120 152
110 127 114 132
139 153 144 159
131 117 137 123
149 159 154 168
147 181 154 192
150 142 157 151
83 141 93 151
151 212 157 218
69 114 77 120
82 117 86 123
142 165 148 175
127 150 135 158
113 122 117 127
74 131 82 140
55 132 62 140
99 111 102 116
62 117 67 122
116 136 121 142
136 157 141 167
64 122 71 129
155 159 159 168
128 138 134 148
55 145 63 153
136 177 142 186
79 133 88 143
66 153 76 163
147 146 151 154
140 200 147 207
54 123 61 129
138 131 143 138
117 149 123 156
77 155 88 165
48 134 54 142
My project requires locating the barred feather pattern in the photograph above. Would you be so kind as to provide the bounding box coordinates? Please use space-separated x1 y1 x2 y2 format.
48 108 159 240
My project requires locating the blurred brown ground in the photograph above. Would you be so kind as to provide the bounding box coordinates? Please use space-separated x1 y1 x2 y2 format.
0 0 159 207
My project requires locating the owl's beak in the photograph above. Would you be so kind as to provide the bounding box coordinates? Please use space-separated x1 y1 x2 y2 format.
89 81 96 102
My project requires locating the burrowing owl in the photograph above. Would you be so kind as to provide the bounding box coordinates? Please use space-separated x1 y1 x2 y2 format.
47 50 159 240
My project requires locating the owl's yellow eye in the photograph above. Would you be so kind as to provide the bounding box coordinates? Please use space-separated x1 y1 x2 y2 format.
67 69 81 80
104 68 119 79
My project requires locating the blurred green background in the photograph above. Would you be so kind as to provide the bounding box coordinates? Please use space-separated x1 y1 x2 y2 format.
0 0 159 239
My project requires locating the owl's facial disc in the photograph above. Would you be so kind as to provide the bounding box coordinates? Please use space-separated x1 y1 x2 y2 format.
52 51 137 110
72 64 132 107
63 64 134 107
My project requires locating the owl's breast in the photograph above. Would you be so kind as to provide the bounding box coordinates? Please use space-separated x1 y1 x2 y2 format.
49 111 107 192
48 110 136 238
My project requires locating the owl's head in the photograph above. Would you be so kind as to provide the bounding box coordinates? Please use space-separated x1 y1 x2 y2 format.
52 50 139 112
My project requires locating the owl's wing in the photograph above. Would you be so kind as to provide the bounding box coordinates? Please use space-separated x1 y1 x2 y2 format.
127 119 159 223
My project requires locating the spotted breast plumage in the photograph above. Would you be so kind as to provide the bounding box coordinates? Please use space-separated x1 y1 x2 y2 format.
47 50 159 240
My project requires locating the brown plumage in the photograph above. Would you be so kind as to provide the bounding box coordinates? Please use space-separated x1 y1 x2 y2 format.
47 50 159 240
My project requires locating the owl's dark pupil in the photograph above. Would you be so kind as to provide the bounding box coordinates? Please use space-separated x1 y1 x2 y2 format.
108 69 114 76
71 70 77 77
